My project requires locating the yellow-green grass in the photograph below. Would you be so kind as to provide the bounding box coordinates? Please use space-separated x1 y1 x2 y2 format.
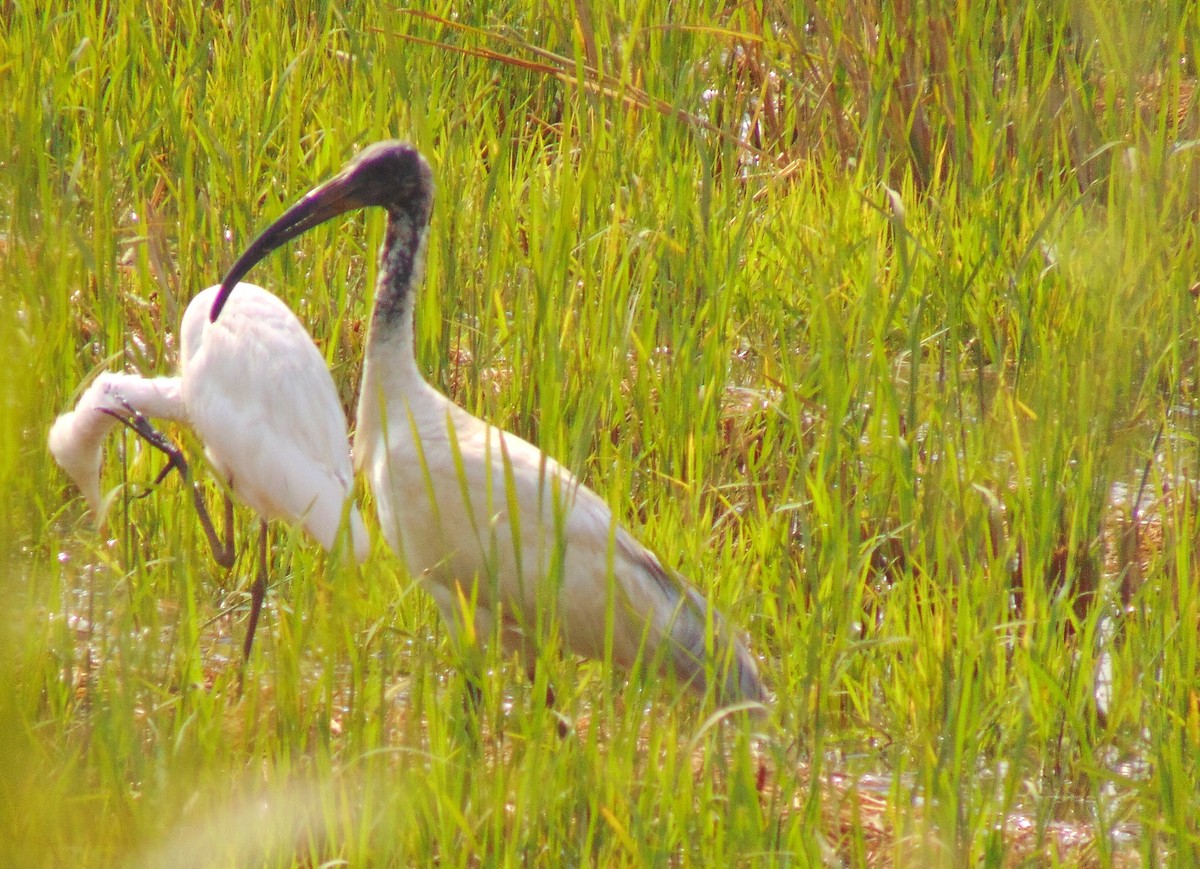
4 1 1199 864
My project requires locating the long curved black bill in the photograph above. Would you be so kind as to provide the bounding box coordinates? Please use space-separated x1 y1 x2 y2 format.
210 173 364 322
210 140 427 322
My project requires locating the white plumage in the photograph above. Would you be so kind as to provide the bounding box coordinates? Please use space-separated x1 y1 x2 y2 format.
50 371 183 517
50 283 369 658
213 142 767 709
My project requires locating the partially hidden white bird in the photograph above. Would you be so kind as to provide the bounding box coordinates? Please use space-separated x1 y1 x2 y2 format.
210 142 767 710
49 283 370 661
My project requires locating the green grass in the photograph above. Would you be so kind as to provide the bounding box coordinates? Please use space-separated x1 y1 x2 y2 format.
4 0 1200 864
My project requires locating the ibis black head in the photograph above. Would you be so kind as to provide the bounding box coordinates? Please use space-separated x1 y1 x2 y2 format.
211 141 434 321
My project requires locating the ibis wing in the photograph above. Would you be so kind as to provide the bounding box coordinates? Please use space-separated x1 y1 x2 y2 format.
182 285 366 559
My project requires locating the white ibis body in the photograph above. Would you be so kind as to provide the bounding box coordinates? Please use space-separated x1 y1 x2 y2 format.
50 283 370 659
212 143 767 709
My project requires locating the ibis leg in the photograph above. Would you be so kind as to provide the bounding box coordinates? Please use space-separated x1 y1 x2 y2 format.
526 665 556 708
102 399 235 567
527 665 569 737
242 520 269 662
192 489 236 569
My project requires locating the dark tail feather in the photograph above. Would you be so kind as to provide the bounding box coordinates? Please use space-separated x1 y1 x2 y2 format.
623 535 768 708
667 586 768 709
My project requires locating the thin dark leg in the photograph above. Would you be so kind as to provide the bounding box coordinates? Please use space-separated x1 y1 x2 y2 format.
464 676 483 716
461 657 484 712
102 400 235 567
194 490 235 569
103 401 188 481
448 640 486 745
526 665 556 708
241 519 269 663
527 664 569 738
